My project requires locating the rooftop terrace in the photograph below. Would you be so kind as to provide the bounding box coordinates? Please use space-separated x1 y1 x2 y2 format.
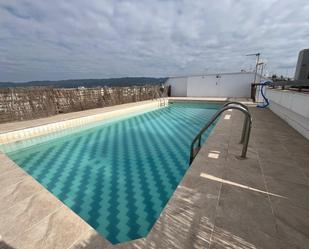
0 98 308 249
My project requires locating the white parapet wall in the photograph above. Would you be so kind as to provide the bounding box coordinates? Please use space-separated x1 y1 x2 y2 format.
165 72 264 98
266 88 309 139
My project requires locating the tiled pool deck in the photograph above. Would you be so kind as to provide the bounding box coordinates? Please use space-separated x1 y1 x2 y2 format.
0 99 309 249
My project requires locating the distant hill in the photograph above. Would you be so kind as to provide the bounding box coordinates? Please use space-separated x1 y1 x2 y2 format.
0 77 167 88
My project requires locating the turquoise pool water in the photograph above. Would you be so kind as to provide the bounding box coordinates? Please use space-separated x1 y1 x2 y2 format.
5 102 220 244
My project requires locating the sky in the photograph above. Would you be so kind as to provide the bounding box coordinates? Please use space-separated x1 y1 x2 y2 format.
0 0 309 82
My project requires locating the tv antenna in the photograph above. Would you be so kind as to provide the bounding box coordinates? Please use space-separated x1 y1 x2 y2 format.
246 53 261 83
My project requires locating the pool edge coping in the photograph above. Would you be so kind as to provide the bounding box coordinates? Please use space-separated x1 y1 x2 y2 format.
0 99 164 145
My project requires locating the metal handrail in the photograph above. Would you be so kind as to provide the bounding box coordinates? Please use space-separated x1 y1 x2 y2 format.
222 101 249 110
153 91 162 106
222 102 249 143
155 91 167 107
159 92 165 107
189 102 252 164
161 94 167 107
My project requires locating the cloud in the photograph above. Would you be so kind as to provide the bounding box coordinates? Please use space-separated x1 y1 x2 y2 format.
0 0 308 81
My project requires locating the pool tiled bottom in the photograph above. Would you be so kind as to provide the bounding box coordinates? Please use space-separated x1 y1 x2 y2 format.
6 102 220 244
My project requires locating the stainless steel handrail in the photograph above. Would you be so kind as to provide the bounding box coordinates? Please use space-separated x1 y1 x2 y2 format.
153 91 163 107
159 92 164 107
161 94 167 107
189 102 252 164
222 101 249 110
156 91 167 107
222 102 249 143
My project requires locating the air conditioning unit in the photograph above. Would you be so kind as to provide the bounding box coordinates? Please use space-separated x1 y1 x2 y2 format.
294 49 309 80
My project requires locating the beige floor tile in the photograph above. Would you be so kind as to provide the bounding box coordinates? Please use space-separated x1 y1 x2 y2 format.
260 159 308 185
69 228 111 249
213 185 278 249
0 153 19 176
0 177 43 210
270 198 309 249
265 176 309 210
0 189 62 242
0 168 28 191
11 206 91 249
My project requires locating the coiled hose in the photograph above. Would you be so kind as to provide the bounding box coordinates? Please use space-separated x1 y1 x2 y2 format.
257 80 272 108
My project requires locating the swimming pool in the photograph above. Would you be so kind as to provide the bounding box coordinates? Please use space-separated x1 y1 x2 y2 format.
3 102 220 244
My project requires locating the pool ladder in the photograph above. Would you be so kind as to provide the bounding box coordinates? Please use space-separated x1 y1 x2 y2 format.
189 102 252 164
154 92 167 107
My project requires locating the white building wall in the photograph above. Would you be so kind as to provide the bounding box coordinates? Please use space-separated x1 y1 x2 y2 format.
187 75 220 97
266 88 309 139
165 77 187 97
166 72 261 98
